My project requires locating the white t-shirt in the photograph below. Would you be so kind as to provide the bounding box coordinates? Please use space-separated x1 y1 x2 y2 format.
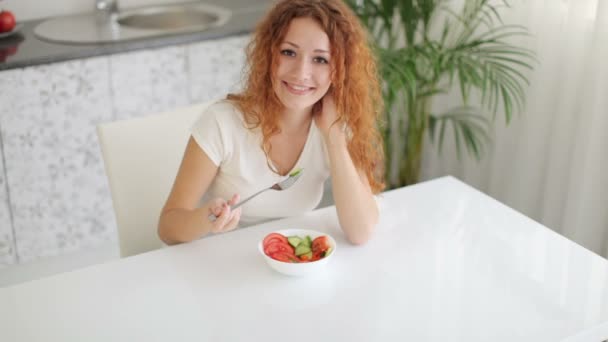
191 99 331 227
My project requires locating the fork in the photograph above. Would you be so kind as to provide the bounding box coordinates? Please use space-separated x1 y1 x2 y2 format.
208 169 304 222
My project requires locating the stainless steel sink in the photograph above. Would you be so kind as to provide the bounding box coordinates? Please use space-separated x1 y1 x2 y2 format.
34 2 231 45
117 4 223 31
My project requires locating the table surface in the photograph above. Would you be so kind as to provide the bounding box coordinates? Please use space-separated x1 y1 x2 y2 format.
1 176 607 342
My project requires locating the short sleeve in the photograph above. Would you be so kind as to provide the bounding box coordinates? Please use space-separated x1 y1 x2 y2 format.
191 103 228 166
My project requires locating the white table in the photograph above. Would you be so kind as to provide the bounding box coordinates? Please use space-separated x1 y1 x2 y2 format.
2 176 608 341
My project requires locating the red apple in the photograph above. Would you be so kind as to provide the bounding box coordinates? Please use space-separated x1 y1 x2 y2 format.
4 45 17 55
0 10 16 33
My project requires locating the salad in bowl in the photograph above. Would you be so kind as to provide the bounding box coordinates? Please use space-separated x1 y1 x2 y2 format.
258 229 336 276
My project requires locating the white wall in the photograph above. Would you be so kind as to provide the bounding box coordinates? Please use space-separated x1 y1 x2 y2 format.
1 0 186 21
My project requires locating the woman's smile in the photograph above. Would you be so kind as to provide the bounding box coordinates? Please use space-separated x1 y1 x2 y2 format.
282 80 315 95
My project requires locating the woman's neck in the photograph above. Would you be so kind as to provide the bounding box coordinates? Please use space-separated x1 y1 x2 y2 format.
279 107 313 135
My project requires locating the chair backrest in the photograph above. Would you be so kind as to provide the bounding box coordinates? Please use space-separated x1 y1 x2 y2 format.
97 102 213 257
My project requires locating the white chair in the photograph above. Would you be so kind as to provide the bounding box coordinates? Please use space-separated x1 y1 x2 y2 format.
97 101 213 257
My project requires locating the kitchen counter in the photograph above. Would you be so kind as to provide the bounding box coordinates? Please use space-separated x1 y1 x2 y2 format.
0 0 271 71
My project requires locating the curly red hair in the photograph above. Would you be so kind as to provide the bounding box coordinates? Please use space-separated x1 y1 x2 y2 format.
227 0 385 193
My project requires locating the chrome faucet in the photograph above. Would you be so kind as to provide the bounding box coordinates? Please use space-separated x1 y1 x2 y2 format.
95 0 119 20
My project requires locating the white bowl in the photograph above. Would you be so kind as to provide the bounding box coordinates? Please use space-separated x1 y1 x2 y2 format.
258 229 336 277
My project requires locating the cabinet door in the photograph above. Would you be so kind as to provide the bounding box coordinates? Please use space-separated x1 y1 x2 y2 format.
0 70 24 266
0 172 14 267
0 127 15 266
188 35 250 103
0 57 116 263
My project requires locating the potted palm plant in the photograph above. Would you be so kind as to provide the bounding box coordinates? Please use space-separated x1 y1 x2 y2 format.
346 0 535 188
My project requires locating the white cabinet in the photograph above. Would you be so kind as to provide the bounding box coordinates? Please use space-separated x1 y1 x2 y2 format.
0 159 14 266
0 68 27 266
0 34 249 266
0 57 115 263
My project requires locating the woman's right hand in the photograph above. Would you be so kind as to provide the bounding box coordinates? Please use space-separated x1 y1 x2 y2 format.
205 193 242 233
160 138 242 244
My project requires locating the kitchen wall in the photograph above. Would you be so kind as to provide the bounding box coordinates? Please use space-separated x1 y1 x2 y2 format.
1 0 193 21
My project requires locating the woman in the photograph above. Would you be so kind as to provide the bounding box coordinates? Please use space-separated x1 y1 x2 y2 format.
158 0 384 245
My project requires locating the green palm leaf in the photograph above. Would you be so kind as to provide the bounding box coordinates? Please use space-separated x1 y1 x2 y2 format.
348 0 535 187
428 107 491 160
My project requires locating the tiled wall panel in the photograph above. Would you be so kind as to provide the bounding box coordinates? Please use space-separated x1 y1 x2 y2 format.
188 35 249 102
110 45 190 120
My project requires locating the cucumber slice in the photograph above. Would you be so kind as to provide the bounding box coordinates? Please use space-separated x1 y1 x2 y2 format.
324 246 333 257
300 235 312 247
295 244 311 256
289 168 303 177
287 236 302 248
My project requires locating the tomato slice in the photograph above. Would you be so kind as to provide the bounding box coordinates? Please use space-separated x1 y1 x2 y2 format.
312 236 331 254
264 241 294 256
270 251 300 263
263 237 285 248
269 252 291 262
263 233 289 247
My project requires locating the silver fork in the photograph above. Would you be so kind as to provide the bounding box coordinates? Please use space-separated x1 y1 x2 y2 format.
208 170 304 222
